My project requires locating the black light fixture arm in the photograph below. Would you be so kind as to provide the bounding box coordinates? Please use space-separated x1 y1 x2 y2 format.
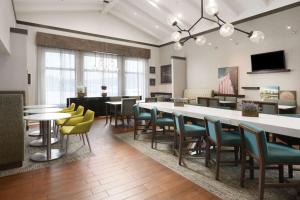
173 0 253 45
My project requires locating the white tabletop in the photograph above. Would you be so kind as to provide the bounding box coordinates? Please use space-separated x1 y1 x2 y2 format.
278 105 297 110
23 113 71 121
24 108 63 114
24 104 60 109
139 102 300 138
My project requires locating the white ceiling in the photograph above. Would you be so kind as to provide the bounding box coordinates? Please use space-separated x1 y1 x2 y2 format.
14 0 300 44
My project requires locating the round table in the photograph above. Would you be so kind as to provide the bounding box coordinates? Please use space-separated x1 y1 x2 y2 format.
24 108 63 138
24 104 60 109
24 113 71 162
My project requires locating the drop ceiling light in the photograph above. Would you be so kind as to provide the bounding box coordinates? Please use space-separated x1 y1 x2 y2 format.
168 0 265 50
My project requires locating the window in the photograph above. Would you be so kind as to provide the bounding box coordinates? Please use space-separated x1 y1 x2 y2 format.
124 58 147 97
83 53 120 97
41 48 76 105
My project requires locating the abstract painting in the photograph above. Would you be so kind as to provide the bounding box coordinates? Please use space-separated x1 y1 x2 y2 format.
161 65 172 84
218 67 238 95
260 86 280 101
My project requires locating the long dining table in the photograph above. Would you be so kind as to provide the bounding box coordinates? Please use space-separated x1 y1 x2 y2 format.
138 102 300 138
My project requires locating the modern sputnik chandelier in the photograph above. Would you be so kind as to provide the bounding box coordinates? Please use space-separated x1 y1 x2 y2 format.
167 0 265 50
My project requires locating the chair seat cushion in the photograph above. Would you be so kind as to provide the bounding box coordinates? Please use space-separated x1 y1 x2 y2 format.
267 143 300 164
60 126 74 135
156 117 174 126
221 131 241 146
137 112 151 120
184 124 206 137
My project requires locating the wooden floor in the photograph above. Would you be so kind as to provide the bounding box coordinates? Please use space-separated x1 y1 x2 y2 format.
0 118 220 200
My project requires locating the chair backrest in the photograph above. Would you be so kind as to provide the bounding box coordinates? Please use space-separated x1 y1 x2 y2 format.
173 112 185 135
145 97 157 103
130 96 141 100
150 107 158 124
69 103 76 111
83 109 95 122
132 104 140 119
261 102 278 114
239 123 268 161
110 96 122 101
225 96 237 102
74 105 84 116
121 98 136 115
204 117 222 144
197 97 208 107
208 98 220 108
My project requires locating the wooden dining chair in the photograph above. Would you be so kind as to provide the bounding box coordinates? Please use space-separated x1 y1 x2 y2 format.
145 97 157 102
204 117 241 180
116 98 136 127
133 104 151 140
208 98 220 108
261 102 278 115
197 97 209 107
239 122 300 200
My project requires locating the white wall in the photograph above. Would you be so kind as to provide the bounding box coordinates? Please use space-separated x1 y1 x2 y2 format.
0 32 28 96
172 58 187 98
0 0 16 53
159 6 300 106
16 24 160 105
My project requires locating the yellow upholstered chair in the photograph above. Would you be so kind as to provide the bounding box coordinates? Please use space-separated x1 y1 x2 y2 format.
61 103 76 113
60 110 95 153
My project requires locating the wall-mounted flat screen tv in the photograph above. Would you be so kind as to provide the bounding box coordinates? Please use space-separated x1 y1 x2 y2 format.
251 50 286 72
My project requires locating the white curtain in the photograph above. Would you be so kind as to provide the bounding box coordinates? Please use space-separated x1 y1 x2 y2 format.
38 48 76 106
124 57 148 98
83 52 121 97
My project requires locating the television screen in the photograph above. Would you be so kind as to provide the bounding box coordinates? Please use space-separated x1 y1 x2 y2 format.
251 50 286 72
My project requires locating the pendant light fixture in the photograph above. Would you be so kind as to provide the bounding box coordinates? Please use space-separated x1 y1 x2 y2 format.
168 0 265 50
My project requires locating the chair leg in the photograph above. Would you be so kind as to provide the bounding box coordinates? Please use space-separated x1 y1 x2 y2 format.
178 135 183 166
134 119 138 140
258 164 266 200
234 146 239 166
249 156 254 179
151 125 156 149
279 164 284 183
215 146 221 180
85 133 92 152
66 135 69 153
288 165 293 178
173 131 177 155
60 134 64 149
240 149 246 187
205 138 210 167
82 135 86 145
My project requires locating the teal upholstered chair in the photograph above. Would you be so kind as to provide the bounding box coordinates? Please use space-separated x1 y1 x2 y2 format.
204 117 240 180
174 112 207 165
133 104 152 140
150 107 175 149
239 123 300 200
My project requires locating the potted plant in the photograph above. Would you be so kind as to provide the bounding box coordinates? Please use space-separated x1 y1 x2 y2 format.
242 102 259 117
77 86 87 98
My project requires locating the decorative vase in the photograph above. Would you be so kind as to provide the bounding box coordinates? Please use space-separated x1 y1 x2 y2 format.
77 86 87 98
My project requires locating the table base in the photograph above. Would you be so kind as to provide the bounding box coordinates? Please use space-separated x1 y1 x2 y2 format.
30 149 65 162
29 138 58 147
28 130 41 137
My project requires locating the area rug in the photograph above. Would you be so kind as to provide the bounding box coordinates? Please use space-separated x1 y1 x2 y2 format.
115 132 300 200
0 128 94 178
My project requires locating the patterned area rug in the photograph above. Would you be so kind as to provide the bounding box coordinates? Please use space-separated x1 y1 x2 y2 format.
115 132 300 200
0 128 94 178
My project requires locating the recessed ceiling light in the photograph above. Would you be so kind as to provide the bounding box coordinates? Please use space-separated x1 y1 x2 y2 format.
177 13 183 19
134 12 138 16
286 25 292 30
155 25 159 29
208 42 212 46
229 38 233 41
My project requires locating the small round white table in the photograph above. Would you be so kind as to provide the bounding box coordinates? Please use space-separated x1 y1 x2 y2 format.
24 104 60 109
24 108 63 138
24 113 71 162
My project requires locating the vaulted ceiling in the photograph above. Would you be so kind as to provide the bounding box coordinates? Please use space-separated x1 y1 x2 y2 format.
14 0 300 44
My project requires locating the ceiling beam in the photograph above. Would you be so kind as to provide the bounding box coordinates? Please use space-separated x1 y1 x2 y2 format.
101 0 120 15
110 10 161 40
120 0 173 34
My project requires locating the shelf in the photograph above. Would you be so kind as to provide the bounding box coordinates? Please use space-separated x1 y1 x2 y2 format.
241 87 260 90
247 69 291 74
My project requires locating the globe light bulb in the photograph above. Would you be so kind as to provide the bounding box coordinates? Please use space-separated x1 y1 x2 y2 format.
249 31 265 43
195 36 207 45
220 23 235 37
174 42 183 51
167 16 177 26
171 31 181 42
205 0 219 16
